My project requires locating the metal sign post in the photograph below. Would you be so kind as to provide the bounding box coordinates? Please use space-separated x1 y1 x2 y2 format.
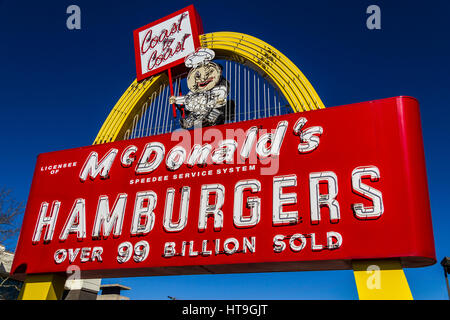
18 274 65 300
353 259 413 300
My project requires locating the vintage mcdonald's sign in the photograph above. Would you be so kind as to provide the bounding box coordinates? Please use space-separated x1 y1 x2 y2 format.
11 96 435 278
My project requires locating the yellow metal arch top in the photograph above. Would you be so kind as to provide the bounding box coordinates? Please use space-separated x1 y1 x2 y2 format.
200 32 325 112
94 74 168 144
93 31 324 145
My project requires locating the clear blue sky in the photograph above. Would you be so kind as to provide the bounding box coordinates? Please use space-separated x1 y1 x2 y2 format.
1 0 449 299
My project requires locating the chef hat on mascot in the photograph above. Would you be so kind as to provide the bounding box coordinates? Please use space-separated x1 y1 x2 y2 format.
185 48 215 68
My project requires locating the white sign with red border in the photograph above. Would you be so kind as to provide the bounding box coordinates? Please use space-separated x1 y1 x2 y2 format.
133 5 203 81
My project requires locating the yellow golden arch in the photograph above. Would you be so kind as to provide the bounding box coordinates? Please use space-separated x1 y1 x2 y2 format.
93 32 325 144
18 32 413 300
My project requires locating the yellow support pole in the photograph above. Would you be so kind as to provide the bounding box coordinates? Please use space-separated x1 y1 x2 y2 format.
18 274 66 300
352 259 413 300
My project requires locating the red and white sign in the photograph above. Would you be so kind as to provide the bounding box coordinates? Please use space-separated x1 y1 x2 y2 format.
133 5 203 81
11 97 435 279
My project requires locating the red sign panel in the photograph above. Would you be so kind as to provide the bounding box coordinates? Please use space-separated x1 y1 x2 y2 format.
133 5 203 81
12 96 435 279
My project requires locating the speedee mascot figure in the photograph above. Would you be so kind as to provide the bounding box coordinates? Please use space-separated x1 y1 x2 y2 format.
169 48 229 129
